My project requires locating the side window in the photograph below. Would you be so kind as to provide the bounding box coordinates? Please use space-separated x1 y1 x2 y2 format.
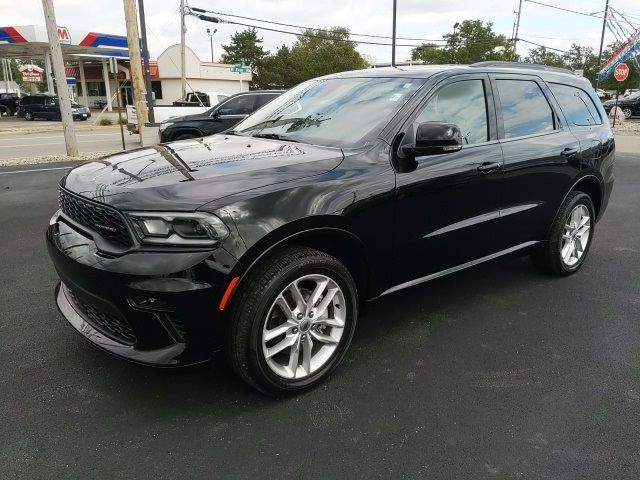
254 94 279 109
21 97 32 105
496 79 555 139
217 95 255 115
549 83 602 126
415 79 488 145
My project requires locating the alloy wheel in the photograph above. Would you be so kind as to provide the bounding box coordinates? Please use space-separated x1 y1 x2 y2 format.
623 108 633 119
261 274 346 379
560 204 591 267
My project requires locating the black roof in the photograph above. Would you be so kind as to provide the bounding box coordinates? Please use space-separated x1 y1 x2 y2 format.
323 61 587 86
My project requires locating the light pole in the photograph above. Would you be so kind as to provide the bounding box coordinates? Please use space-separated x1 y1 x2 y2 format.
207 28 217 63
452 22 460 63
391 0 397 67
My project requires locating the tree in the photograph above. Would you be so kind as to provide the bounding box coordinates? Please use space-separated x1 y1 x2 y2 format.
220 28 267 74
523 46 567 68
412 20 512 64
254 27 368 89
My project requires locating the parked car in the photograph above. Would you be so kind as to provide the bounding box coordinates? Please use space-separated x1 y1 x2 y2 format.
159 90 283 142
0 92 20 116
47 62 614 394
603 91 640 118
172 91 229 107
127 92 232 134
17 94 90 121
595 88 611 100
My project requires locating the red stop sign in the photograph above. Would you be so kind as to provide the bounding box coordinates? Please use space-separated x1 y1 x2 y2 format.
614 63 629 82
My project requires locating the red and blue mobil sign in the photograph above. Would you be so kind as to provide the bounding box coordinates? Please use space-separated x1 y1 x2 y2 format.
0 25 127 50
78 33 128 48
0 26 26 43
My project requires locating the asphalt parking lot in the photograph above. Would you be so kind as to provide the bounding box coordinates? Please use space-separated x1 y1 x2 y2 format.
1 149 639 479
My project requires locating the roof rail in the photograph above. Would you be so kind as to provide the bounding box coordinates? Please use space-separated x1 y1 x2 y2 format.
470 61 575 75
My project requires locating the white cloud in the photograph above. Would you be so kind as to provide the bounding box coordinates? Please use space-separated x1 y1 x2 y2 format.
2 0 639 63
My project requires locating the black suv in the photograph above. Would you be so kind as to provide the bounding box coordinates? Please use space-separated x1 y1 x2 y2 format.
17 94 90 121
47 63 614 394
158 90 282 142
603 91 640 118
0 92 20 116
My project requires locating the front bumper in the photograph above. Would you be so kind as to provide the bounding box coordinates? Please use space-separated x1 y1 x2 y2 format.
47 213 234 367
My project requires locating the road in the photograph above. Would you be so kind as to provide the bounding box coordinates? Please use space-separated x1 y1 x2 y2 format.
1 152 639 479
0 129 139 160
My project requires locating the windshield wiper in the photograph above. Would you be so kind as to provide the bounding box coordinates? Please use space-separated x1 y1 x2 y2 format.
251 133 301 143
224 130 247 136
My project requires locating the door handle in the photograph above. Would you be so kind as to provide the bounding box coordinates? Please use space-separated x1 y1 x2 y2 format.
561 147 579 157
477 161 501 172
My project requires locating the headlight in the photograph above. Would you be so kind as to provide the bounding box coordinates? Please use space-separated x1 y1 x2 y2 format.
159 122 173 132
125 211 229 247
72 108 78 113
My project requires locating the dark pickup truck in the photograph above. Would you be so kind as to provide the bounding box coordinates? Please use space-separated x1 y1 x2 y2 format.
0 93 19 116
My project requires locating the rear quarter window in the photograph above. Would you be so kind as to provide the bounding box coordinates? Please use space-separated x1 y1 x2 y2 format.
549 83 602 126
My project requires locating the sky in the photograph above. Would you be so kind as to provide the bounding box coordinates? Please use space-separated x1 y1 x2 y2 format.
2 0 640 64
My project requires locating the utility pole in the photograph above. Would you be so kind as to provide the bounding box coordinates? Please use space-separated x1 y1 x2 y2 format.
180 0 186 99
596 0 610 89
207 28 217 63
41 0 78 156
512 0 524 61
123 0 148 134
391 0 397 67
138 0 154 123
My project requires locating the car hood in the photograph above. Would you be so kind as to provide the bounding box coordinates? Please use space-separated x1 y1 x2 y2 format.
61 134 343 211
167 111 211 123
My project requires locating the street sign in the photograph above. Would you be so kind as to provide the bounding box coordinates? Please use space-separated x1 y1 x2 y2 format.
230 62 250 74
614 63 629 82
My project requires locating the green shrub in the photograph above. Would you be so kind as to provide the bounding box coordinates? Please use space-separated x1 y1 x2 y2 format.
97 117 113 126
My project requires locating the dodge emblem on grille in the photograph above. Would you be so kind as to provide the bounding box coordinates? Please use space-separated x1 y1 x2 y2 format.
94 224 118 233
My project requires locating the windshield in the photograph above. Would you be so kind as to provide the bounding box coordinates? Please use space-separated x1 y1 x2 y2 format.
234 77 424 147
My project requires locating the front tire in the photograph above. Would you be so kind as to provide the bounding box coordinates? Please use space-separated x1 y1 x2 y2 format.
531 191 595 275
225 246 358 395
24 111 34 121
622 107 633 119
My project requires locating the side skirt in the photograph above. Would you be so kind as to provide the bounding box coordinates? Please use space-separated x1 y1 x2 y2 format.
380 241 539 296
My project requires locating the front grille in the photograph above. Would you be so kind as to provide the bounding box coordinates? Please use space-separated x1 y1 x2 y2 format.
58 188 133 248
65 287 137 345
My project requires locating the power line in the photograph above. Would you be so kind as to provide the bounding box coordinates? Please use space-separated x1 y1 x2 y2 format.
187 6 518 50
518 38 570 54
524 0 640 26
196 9 447 42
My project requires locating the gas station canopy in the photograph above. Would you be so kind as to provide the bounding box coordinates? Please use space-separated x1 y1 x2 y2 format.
0 25 129 60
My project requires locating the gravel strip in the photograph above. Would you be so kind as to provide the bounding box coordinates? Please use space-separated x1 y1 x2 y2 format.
0 151 117 167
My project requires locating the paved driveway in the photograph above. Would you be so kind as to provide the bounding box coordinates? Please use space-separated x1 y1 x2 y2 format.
1 150 639 479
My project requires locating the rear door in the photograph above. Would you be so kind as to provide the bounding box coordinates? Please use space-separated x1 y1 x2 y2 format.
547 82 605 170
490 74 581 246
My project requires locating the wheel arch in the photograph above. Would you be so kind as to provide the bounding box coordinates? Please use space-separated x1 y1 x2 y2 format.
171 127 203 141
571 175 603 220
231 221 372 307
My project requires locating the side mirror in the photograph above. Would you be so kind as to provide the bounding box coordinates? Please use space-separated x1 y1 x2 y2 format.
402 122 463 157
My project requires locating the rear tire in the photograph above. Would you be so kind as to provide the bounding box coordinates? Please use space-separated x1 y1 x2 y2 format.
623 108 633 119
531 191 595 275
225 246 358 395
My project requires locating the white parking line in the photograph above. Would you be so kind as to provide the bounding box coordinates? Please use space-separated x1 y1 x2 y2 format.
7 132 123 140
0 166 72 175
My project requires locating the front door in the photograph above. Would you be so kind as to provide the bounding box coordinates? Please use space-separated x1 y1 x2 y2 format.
206 94 256 135
392 75 505 287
